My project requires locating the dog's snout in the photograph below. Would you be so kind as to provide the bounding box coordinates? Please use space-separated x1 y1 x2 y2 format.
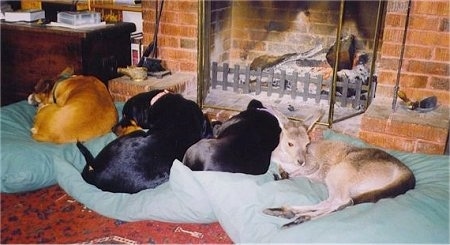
28 94 37 106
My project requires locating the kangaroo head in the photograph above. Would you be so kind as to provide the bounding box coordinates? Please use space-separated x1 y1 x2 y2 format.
270 107 323 178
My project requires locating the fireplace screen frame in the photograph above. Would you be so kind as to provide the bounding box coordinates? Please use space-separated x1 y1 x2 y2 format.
197 0 386 127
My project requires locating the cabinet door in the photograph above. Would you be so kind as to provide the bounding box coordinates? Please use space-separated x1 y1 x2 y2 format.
82 34 131 83
1 29 83 105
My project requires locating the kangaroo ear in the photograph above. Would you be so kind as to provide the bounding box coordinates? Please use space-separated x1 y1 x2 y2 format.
303 109 324 132
266 106 290 129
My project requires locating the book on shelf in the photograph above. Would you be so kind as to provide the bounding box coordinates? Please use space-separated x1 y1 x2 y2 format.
4 9 45 22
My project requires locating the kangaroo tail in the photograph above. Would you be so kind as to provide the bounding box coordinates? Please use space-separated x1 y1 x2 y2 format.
353 169 416 204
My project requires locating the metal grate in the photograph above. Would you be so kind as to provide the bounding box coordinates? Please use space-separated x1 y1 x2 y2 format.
211 62 375 111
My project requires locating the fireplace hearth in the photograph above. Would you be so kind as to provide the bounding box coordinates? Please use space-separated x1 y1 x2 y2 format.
199 0 385 126
139 0 449 154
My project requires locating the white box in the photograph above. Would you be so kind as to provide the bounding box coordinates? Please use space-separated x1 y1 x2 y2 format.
57 11 100 26
4 9 45 22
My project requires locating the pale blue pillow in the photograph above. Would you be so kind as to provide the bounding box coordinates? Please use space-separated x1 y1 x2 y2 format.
0 101 123 193
53 124 449 243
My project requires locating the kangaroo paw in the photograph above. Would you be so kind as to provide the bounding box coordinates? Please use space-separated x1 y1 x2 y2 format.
263 207 296 219
281 215 311 228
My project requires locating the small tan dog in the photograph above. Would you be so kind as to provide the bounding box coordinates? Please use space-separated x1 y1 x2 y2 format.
28 67 118 144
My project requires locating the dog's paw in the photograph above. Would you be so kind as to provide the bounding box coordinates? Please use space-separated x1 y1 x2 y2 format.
263 207 296 219
30 127 38 134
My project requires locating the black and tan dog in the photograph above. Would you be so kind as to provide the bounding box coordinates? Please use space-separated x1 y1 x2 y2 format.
77 91 213 193
183 99 281 175
112 90 165 135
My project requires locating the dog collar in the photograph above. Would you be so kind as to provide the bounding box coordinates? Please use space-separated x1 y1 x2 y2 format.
51 73 73 103
150 89 170 105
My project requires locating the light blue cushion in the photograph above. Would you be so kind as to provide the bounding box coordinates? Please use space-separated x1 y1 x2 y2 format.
0 101 123 193
55 129 449 243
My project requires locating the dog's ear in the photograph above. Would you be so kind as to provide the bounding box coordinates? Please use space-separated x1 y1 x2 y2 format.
57 66 74 79
33 79 52 93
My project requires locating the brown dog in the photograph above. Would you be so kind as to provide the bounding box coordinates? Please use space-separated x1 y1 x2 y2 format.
28 67 118 144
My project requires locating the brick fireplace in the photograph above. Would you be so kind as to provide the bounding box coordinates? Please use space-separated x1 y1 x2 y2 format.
140 0 449 155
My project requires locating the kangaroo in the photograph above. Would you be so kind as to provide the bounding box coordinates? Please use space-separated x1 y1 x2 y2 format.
265 109 416 228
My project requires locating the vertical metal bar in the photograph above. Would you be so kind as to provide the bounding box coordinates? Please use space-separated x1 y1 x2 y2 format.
244 66 250 93
196 0 206 107
233 64 239 92
353 79 362 109
366 0 386 109
341 79 348 107
222 63 229 90
211 62 218 89
316 75 323 104
267 69 274 97
255 68 262 95
279 70 286 98
303 73 310 102
291 72 298 99
392 0 412 111
329 0 345 127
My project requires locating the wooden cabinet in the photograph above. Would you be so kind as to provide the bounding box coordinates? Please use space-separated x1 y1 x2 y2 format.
0 22 135 105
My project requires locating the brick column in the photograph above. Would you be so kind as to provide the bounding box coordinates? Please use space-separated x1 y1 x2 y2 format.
360 0 449 154
142 0 198 73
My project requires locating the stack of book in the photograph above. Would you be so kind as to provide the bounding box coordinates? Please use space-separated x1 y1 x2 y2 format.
4 9 45 22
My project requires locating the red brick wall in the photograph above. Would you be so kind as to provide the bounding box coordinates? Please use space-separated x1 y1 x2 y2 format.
142 0 198 73
377 0 449 105
359 0 449 155
140 0 449 154
141 0 448 101
211 1 379 66
142 0 448 102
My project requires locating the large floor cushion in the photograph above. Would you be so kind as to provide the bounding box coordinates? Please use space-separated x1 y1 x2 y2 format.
0 101 123 193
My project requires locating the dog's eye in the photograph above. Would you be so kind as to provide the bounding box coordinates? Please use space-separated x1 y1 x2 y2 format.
288 142 294 147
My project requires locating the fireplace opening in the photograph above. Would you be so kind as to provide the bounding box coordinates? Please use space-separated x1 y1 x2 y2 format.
198 0 386 126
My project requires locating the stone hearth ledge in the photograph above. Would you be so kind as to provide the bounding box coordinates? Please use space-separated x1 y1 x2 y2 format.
108 73 197 102
359 97 449 154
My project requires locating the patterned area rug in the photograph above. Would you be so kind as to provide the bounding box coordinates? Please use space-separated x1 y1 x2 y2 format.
1 185 232 244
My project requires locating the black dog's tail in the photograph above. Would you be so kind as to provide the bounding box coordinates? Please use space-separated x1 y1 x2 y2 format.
76 141 95 169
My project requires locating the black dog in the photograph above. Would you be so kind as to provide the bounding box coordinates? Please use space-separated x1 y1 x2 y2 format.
183 99 281 175
112 90 165 135
77 91 213 193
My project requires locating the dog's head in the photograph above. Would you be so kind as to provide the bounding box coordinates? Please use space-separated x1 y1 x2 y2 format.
28 67 75 108
112 118 143 137
28 79 54 107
